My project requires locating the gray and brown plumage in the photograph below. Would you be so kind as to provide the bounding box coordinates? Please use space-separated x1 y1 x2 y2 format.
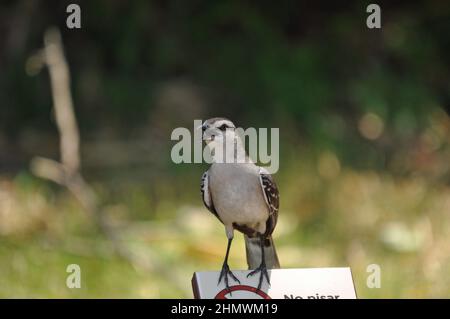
200 117 280 290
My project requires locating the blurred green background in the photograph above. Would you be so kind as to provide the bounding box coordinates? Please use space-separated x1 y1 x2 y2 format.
1 0 449 298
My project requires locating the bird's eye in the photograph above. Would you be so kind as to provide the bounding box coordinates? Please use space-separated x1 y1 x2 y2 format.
219 124 228 131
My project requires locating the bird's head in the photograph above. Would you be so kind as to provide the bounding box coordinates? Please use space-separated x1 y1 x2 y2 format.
201 117 237 146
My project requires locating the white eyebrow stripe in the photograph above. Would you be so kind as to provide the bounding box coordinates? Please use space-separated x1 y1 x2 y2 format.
214 120 233 128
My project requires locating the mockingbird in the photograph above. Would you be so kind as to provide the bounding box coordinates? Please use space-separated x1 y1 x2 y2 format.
200 117 280 290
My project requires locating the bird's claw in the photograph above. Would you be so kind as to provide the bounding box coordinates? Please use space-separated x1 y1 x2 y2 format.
247 263 270 290
218 263 240 295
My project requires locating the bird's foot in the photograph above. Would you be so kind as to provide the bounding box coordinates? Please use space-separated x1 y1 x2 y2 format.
247 262 270 290
218 263 240 294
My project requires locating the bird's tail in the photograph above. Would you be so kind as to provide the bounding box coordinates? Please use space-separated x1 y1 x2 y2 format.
244 235 280 269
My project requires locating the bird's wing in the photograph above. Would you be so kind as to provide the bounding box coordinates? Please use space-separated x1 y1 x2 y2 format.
201 170 222 222
258 167 279 237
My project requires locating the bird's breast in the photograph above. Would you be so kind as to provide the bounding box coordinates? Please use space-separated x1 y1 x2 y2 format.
209 163 269 226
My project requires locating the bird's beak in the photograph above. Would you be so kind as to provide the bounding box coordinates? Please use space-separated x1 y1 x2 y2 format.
204 130 216 142
199 123 213 142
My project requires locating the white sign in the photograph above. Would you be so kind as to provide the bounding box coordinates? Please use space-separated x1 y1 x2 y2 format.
192 267 357 299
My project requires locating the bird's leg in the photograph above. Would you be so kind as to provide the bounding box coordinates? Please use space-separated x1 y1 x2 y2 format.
246 235 270 290
218 238 240 292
